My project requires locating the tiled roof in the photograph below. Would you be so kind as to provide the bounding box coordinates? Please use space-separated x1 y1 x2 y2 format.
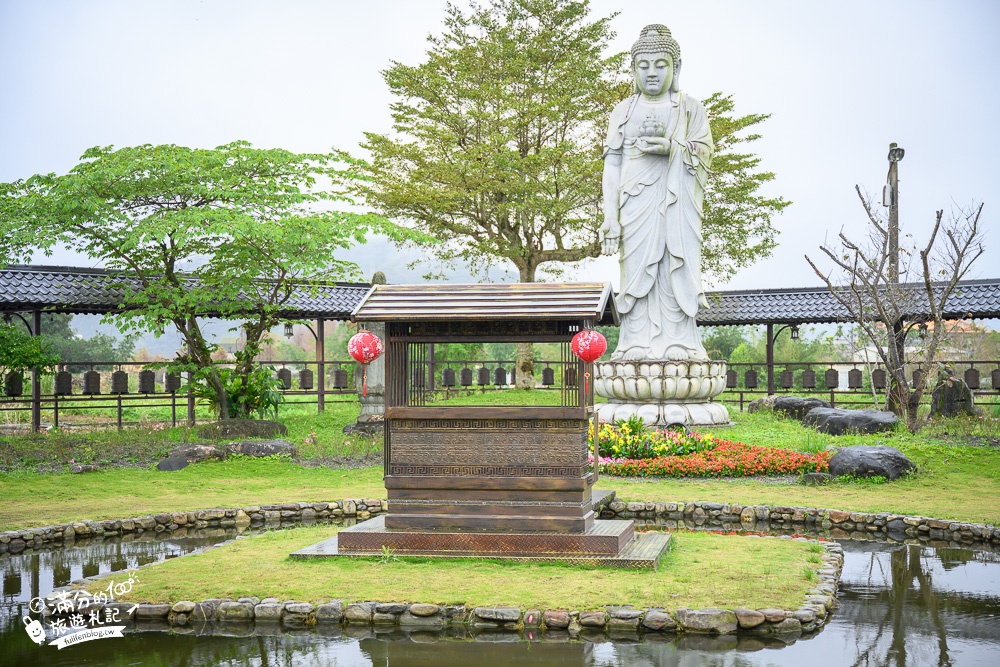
0 266 370 320
353 282 619 325
2 266 997 326
698 279 1000 325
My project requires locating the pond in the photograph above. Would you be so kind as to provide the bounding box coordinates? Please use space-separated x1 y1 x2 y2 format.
3 526 1000 666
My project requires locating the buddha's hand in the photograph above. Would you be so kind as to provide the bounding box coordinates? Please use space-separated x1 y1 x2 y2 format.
600 221 621 256
636 136 670 156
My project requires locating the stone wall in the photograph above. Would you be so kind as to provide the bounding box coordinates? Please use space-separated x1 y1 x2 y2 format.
598 499 1000 547
0 499 386 555
5 495 998 556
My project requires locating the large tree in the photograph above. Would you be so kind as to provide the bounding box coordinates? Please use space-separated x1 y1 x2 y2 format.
0 142 412 419
360 0 787 386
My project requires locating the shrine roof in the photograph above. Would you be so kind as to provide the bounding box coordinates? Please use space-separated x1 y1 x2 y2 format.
352 282 619 325
0 265 369 320
698 278 1000 326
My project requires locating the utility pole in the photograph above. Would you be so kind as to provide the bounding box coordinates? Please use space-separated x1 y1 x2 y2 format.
885 142 905 281
884 143 905 411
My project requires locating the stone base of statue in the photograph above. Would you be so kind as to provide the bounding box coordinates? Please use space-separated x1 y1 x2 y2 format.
594 360 730 427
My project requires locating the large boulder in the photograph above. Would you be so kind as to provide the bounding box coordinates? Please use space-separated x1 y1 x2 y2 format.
828 445 916 480
747 395 778 414
168 443 227 463
156 456 189 472
226 439 297 458
773 396 832 420
803 407 899 435
930 373 976 418
197 419 287 440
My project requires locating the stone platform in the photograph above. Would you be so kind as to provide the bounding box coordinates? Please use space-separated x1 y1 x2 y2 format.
595 359 730 426
290 516 670 569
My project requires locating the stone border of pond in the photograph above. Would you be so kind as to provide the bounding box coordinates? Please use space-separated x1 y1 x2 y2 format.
599 499 1000 547
37 538 842 638
3 494 998 555
0 498 388 554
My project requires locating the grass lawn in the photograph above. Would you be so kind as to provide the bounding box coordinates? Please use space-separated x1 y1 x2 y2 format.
3 392 999 530
107 525 820 611
600 411 1000 525
0 459 385 531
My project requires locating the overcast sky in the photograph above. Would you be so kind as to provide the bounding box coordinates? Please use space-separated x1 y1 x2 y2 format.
2 0 997 293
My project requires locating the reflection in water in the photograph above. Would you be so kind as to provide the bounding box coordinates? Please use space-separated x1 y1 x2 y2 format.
3 531 1000 666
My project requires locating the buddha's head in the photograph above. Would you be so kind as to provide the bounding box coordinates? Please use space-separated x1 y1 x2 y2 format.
631 24 681 97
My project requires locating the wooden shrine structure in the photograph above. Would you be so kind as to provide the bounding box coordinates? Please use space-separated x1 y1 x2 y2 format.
293 282 670 567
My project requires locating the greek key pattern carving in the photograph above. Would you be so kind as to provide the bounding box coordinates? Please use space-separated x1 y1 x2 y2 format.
394 419 583 430
388 464 589 477
392 439 583 466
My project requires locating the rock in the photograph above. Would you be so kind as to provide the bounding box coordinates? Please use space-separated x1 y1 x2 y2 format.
801 473 833 486
828 510 851 523
608 607 642 620
226 439 296 458
771 617 802 633
284 602 314 615
253 603 283 621
398 611 445 628
344 602 374 623
759 608 787 623
135 604 171 619
156 457 189 472
342 421 384 438
578 610 606 627
218 601 254 621
197 419 287 440
474 606 520 622
543 610 570 629
408 603 440 617
171 601 196 614
523 609 542 627
375 602 407 615
316 601 343 623
803 408 899 436
930 374 976 418
675 608 738 634
70 464 99 473
828 445 916 480
774 396 832 420
747 395 778 414
734 608 766 628
642 610 676 631
168 444 227 463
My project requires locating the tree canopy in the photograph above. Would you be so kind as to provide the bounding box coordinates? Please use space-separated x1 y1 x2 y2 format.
358 0 787 285
0 323 58 395
0 141 414 417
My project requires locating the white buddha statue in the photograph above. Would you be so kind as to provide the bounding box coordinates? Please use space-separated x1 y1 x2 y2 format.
600 24 713 362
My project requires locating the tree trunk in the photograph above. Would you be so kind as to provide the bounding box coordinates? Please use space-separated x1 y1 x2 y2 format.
905 391 921 434
515 342 535 390
515 262 537 390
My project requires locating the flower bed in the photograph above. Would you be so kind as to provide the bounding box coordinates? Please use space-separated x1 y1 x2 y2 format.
589 416 717 459
595 440 832 478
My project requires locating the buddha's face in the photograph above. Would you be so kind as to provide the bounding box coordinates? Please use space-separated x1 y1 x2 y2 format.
634 51 673 98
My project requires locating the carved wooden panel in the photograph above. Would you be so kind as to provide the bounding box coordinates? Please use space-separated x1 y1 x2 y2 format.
389 418 588 469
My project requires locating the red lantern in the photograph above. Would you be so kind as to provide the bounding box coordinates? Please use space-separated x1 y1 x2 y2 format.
348 329 383 396
570 329 607 394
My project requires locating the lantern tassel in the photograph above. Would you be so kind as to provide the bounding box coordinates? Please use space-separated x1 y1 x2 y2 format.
584 371 590 395
363 367 368 396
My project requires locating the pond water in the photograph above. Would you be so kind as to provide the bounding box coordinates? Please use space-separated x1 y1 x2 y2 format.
3 527 1000 666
